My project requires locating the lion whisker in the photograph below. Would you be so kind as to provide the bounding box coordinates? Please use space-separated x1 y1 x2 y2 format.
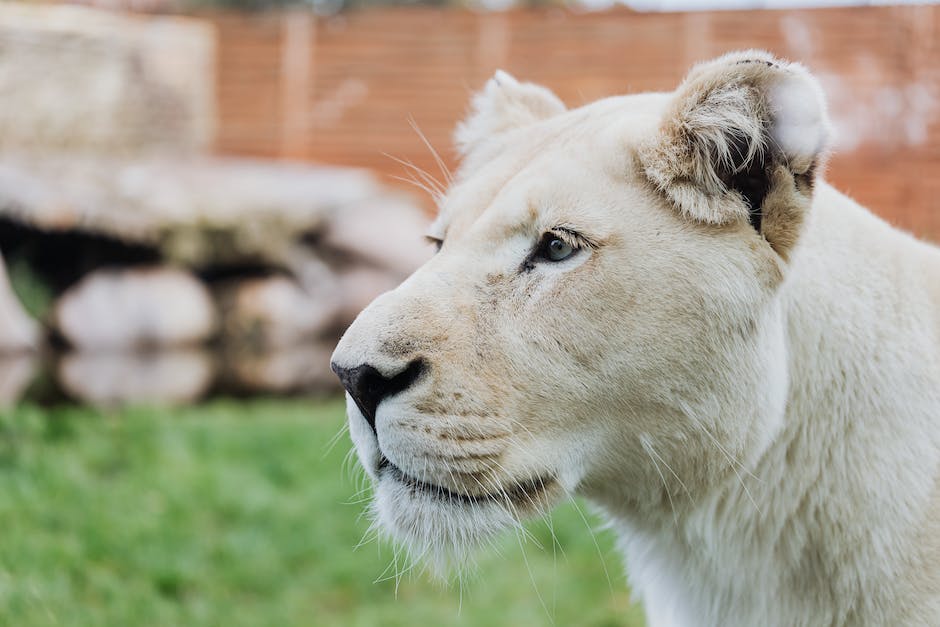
389 173 444 206
692 417 763 516
513 524 555 625
408 115 453 185
564 491 615 596
643 435 695 503
383 151 447 197
641 435 680 529
321 421 350 460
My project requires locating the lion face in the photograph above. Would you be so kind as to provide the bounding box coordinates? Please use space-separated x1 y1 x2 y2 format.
331 52 828 569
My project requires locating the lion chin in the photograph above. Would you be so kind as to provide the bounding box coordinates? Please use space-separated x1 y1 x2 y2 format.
370 464 541 575
333 50 940 627
346 400 566 574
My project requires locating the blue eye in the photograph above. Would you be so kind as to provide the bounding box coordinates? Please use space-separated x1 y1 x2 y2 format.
537 234 575 262
546 238 573 261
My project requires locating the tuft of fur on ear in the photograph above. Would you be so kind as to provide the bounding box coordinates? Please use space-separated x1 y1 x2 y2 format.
455 70 566 157
641 50 830 240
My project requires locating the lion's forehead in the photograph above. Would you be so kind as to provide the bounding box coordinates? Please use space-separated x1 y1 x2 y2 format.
438 93 669 244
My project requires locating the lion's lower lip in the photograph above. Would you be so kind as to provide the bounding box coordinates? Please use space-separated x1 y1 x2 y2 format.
378 456 551 507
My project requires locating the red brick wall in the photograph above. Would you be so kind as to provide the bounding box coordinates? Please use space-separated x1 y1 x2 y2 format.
211 6 940 240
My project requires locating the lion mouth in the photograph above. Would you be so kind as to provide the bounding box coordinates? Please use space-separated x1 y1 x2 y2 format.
377 456 553 508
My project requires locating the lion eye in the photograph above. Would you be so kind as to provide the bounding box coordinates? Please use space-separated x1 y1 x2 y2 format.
537 235 575 262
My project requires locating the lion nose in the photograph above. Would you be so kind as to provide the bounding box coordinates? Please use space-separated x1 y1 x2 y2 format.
331 359 426 435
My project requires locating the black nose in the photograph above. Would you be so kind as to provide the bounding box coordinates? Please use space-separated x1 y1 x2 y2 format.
331 359 426 435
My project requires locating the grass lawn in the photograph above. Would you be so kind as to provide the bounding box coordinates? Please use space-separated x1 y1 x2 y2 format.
0 398 645 626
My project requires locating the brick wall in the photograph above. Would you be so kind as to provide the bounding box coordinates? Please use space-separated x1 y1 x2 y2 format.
211 6 940 239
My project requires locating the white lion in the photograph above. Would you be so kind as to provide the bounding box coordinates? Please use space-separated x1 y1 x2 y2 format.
331 50 940 626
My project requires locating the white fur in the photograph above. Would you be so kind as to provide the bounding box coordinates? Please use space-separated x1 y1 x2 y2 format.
454 69 566 158
332 52 940 626
768 73 829 172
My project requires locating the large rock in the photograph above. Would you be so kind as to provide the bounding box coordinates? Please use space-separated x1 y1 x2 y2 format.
323 197 434 278
53 266 217 350
223 343 338 395
0 5 213 154
0 255 39 353
0 156 386 268
334 266 403 328
0 6 415 269
218 275 338 349
58 349 213 407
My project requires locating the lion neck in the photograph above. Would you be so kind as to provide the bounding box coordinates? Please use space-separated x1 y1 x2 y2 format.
592 182 940 627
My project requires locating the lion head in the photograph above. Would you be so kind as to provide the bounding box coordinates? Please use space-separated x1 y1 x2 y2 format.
331 51 829 573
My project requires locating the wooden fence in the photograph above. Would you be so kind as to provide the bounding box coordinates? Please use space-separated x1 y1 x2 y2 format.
210 6 940 239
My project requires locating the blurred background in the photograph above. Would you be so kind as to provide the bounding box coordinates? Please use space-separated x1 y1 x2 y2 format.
0 0 936 625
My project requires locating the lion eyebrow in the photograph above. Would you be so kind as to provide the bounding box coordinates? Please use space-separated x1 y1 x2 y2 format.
551 225 601 250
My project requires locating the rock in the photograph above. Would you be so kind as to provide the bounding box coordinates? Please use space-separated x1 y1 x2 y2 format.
323 197 434 278
53 266 217 350
218 275 338 349
334 266 403 329
0 3 431 367
0 355 37 406
58 349 213 407
223 343 338 394
0 4 214 154
0 255 40 353
0 156 385 268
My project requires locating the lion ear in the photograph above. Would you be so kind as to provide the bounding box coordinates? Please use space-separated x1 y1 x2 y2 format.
455 70 566 157
641 50 830 257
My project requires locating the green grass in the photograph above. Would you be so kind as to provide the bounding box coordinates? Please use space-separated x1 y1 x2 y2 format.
0 399 645 626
